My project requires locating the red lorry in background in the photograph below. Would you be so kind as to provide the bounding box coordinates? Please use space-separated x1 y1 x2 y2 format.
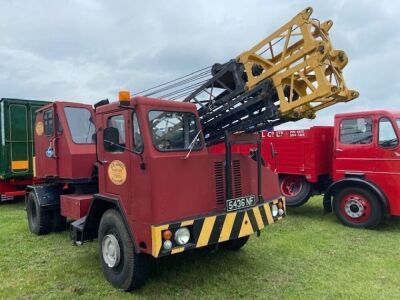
252 110 400 228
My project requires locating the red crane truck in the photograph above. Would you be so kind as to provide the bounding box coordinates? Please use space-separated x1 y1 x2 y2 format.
254 110 400 228
25 7 357 290
27 95 285 290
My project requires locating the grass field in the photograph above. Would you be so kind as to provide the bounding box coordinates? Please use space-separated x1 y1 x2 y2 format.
1 196 400 299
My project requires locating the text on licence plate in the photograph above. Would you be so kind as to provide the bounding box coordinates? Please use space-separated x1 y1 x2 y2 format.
226 195 256 212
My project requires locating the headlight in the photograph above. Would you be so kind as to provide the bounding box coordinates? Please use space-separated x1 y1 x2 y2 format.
278 208 284 216
271 204 278 217
163 240 172 250
174 227 190 245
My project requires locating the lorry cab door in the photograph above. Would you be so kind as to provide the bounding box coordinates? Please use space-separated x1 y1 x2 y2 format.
97 110 133 210
36 105 59 177
373 115 400 214
333 116 376 180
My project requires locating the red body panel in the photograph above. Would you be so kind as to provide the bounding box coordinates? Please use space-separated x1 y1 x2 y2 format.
60 194 93 219
260 128 333 183
35 102 96 180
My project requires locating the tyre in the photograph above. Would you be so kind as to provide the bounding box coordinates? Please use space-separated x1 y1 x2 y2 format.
333 187 383 228
280 175 312 207
51 211 67 232
220 236 249 250
98 209 150 291
26 192 52 235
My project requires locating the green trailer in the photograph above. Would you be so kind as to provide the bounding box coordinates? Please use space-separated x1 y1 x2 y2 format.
0 98 49 202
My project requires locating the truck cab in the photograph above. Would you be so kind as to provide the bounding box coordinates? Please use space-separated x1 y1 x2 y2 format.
27 94 285 290
328 110 400 225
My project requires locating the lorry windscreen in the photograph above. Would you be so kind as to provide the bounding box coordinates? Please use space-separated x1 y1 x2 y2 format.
148 110 203 151
64 107 96 144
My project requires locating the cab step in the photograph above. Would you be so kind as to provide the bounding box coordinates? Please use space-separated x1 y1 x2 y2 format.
70 217 86 246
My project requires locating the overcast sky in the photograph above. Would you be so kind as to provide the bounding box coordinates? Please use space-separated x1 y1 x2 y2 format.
1 0 399 128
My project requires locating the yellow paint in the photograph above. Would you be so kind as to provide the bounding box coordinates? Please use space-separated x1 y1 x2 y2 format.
218 212 236 242
33 156 36 177
171 247 185 255
252 206 265 230
196 216 216 247
11 160 29 170
237 7 358 120
238 212 254 238
264 204 274 224
181 220 194 227
151 224 169 257
108 160 127 185
35 121 44 136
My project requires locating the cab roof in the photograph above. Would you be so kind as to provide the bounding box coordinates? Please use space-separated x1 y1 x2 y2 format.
335 110 400 119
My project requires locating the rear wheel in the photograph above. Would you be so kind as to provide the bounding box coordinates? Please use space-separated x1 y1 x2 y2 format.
98 209 150 291
220 236 249 250
280 175 312 207
26 192 52 235
333 187 383 228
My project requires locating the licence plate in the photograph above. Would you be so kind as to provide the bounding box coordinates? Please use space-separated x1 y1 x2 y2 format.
226 195 256 212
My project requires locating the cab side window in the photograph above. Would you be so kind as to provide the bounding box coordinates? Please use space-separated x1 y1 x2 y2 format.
44 109 53 136
379 118 398 148
106 115 125 152
340 118 372 145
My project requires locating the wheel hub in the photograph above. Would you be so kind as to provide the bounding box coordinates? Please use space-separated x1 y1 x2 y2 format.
102 234 121 268
344 199 364 218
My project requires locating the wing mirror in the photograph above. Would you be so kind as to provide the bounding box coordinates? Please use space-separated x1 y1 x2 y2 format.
103 127 120 152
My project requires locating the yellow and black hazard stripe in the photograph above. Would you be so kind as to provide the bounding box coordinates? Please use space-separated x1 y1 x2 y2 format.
151 197 285 257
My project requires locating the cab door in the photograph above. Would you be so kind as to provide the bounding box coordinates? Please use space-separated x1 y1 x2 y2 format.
35 105 59 177
98 110 131 199
372 115 400 215
332 116 376 181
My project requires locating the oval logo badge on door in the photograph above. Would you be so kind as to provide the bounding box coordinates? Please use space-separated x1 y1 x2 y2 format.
108 160 127 185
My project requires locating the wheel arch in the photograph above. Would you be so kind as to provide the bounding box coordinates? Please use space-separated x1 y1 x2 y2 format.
323 177 389 215
25 183 63 210
81 194 139 252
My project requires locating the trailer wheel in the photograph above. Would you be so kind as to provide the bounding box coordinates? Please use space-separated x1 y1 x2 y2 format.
280 175 312 207
98 209 150 291
26 192 52 235
333 187 383 228
220 236 249 251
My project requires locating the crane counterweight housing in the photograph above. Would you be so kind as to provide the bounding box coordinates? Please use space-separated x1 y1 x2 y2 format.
140 7 359 145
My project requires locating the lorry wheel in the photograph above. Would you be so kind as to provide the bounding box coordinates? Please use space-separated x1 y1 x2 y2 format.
220 236 249 250
26 192 52 235
51 211 67 232
333 187 383 228
98 209 150 291
280 175 312 207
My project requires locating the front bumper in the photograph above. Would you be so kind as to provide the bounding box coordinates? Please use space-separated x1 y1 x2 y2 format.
151 197 285 257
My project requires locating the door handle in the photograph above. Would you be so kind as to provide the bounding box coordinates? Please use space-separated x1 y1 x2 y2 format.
336 148 344 152
394 152 400 157
100 160 108 165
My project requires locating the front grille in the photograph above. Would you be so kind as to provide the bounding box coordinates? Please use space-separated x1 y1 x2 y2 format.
214 160 243 205
214 162 225 205
233 160 242 197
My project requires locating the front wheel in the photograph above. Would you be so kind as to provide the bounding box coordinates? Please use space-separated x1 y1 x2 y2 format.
98 209 150 291
280 175 312 207
333 187 383 228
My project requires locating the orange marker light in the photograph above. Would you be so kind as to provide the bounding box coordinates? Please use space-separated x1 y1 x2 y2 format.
118 90 131 102
278 201 284 209
162 230 172 240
